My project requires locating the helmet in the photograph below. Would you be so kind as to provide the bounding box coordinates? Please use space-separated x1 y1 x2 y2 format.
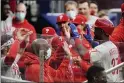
57 14 69 23
95 18 114 35
72 14 87 25
51 36 65 49
42 27 56 36
121 3 124 13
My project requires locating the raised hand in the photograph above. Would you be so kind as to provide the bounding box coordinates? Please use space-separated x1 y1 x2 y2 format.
72 56 82 67
16 28 33 42
62 41 72 58
63 25 71 39
15 28 33 54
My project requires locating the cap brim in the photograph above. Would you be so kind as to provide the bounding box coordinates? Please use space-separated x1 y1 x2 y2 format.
56 21 68 24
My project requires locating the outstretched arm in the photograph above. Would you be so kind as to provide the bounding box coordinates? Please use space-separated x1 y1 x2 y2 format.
4 28 33 65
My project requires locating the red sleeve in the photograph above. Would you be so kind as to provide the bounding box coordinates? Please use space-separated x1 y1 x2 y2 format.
74 38 82 46
26 25 36 51
4 41 26 68
25 63 54 82
25 64 40 82
80 60 92 72
24 52 40 65
58 58 74 82
29 25 37 44
58 58 69 69
109 24 124 42
4 40 20 65
82 51 90 62
44 65 54 82
8 40 20 58
4 56 15 65
48 48 65 69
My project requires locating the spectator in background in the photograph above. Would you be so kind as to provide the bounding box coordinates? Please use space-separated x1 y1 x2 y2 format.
90 1 98 16
65 1 78 20
1 1 15 36
1 1 11 21
78 0 98 31
86 66 107 83
12 3 36 47
98 10 110 20
110 3 124 42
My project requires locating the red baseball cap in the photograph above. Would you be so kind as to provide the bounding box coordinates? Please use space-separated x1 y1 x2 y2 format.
42 27 56 36
51 36 65 48
57 14 69 23
72 14 87 25
95 18 114 35
121 3 124 13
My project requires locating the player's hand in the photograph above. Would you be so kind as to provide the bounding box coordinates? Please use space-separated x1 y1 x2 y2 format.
62 41 72 58
16 28 33 42
72 56 82 66
63 25 71 39
16 28 33 51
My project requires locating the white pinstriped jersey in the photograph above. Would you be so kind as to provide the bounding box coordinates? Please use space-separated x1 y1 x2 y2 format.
90 41 123 82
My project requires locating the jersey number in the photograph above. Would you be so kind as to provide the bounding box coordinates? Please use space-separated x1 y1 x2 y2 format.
111 58 119 75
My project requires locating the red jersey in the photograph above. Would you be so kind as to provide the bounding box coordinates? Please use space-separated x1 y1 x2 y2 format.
48 45 91 82
12 18 36 44
110 19 124 42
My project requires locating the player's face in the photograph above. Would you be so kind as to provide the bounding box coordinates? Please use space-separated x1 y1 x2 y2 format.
65 4 78 14
3 4 11 17
94 72 107 83
66 4 77 12
90 3 98 15
94 27 103 40
58 22 70 32
78 2 90 17
42 35 54 44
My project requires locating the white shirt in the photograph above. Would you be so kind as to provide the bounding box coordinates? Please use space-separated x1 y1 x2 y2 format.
86 15 98 30
1 56 22 81
90 41 123 82
1 16 15 36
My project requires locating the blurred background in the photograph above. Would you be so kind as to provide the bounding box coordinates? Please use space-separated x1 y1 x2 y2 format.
1 0 124 34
